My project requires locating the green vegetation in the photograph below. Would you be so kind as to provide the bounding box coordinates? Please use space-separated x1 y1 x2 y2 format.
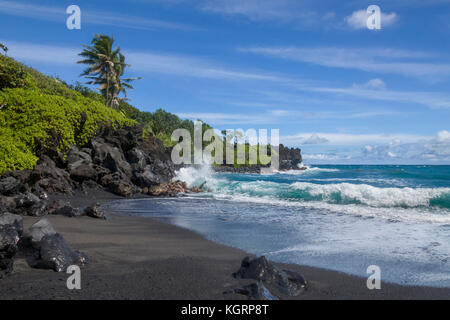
77 34 140 109
0 54 134 174
0 37 272 174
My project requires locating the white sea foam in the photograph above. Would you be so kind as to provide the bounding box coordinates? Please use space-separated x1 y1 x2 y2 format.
290 182 450 208
270 166 340 175
206 193 450 223
174 164 223 189
174 165 450 223
288 166 340 173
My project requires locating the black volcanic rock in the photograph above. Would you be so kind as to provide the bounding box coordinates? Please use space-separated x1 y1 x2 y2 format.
279 144 303 170
13 192 48 216
0 212 23 278
0 124 178 204
84 203 106 220
31 233 89 272
70 164 98 182
21 218 88 272
21 218 56 249
29 156 74 194
127 147 150 172
233 256 307 296
92 138 132 177
51 203 82 218
0 176 21 196
100 172 135 197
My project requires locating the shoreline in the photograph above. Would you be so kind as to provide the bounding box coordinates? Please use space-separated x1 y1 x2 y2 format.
0 189 449 300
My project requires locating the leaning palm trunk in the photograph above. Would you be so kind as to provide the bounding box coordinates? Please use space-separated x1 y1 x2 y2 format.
77 34 140 109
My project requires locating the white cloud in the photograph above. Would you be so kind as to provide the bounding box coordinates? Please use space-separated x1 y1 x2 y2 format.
283 132 431 146
176 112 273 125
201 0 294 20
345 9 398 30
302 153 338 161
0 0 194 30
126 51 285 81
290 131 450 164
311 85 450 109
240 46 450 79
353 78 386 90
303 134 329 144
3 41 79 65
387 151 397 158
437 130 450 142
200 0 336 28
361 130 450 162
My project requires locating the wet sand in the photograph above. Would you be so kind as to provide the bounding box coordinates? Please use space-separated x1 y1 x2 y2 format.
0 190 448 300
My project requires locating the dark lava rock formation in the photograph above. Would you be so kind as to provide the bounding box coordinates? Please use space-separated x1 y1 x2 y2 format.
0 211 23 278
21 218 88 272
83 203 106 220
0 124 190 217
232 256 307 299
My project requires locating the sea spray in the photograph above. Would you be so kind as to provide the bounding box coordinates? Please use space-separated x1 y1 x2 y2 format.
174 164 223 190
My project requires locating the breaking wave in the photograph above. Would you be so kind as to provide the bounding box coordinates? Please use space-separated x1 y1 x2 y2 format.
174 165 450 223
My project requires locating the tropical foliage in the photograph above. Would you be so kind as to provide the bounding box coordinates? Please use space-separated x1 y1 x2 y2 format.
0 55 134 174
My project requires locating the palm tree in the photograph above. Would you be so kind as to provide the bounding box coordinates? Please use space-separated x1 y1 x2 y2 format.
77 34 139 108
0 43 8 55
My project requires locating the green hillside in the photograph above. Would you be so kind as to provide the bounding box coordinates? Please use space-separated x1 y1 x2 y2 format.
0 55 200 174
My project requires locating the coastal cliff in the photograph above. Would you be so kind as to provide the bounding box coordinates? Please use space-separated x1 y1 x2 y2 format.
279 144 303 170
213 144 303 173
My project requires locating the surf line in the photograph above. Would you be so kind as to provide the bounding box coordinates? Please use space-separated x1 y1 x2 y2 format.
181 304 215 318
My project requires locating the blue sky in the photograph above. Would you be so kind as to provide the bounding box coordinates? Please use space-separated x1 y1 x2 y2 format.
1 0 450 164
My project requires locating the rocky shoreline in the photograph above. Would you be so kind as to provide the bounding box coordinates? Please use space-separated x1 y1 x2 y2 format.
1 123 317 299
0 122 306 282
0 123 199 279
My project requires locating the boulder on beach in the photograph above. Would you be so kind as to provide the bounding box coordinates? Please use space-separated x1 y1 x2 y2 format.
0 212 23 278
48 200 82 218
13 192 48 216
21 218 88 272
233 256 307 296
31 233 89 272
84 203 106 220
21 218 56 249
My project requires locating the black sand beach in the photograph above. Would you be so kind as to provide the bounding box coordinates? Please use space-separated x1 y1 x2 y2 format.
0 190 449 300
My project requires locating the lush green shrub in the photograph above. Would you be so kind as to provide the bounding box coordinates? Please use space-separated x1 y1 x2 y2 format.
0 55 34 89
0 86 135 174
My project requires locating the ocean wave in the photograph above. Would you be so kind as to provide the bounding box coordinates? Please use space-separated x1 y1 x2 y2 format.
211 178 450 209
271 166 340 175
289 182 450 209
174 164 450 223
206 193 450 223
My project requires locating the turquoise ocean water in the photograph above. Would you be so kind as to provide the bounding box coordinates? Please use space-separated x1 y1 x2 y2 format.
106 165 450 287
